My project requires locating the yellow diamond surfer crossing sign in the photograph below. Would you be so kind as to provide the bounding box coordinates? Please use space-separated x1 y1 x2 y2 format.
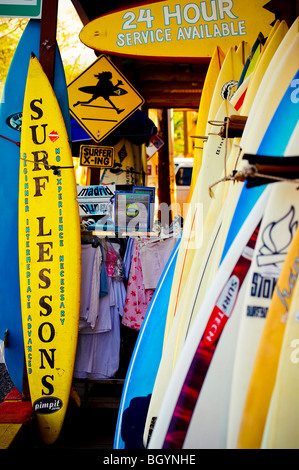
68 54 144 142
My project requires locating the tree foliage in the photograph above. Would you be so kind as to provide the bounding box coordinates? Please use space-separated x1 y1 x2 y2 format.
0 12 94 88
0 18 28 82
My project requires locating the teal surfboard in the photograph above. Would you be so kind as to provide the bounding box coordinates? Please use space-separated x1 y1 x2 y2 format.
114 237 181 449
0 20 70 393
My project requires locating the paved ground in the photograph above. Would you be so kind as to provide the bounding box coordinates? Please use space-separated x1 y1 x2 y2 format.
0 362 119 449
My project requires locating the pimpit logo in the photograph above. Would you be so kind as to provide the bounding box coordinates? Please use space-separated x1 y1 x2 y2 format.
33 396 63 415
257 206 298 269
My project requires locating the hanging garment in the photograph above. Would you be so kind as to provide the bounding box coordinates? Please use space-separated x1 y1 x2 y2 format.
139 236 177 289
80 244 102 328
105 241 124 281
122 239 154 332
74 276 126 379
99 243 109 298
74 242 126 379
123 237 135 280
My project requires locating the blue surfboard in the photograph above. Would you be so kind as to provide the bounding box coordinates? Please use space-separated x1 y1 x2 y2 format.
221 69 299 263
114 237 181 449
0 20 70 393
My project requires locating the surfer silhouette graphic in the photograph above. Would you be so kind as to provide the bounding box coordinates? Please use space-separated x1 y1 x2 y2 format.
74 71 127 114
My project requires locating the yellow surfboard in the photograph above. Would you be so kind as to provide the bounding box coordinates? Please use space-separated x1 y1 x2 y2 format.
189 46 225 199
206 47 244 134
236 41 251 65
78 1 274 62
18 55 81 445
265 238 299 448
190 39 249 191
243 36 264 81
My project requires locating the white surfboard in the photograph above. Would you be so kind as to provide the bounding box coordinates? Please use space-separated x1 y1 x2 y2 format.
143 99 237 445
147 188 269 449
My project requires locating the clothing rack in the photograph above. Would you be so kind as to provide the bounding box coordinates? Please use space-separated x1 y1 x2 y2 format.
74 226 180 404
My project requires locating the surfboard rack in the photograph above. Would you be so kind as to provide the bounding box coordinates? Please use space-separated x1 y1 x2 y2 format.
242 154 299 187
208 155 299 195
219 115 248 138
191 115 248 140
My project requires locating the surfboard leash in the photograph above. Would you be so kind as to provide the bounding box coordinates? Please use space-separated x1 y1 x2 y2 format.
0 136 75 178
19 154 74 174
0 134 20 146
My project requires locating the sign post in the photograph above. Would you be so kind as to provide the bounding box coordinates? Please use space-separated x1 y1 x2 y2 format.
39 0 58 86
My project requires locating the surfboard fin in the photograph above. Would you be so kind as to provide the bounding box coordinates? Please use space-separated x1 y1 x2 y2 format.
4 329 9 348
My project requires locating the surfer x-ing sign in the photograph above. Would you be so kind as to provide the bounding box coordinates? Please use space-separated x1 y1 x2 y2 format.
68 55 144 143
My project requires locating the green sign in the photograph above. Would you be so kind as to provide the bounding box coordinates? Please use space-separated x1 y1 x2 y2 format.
0 0 42 18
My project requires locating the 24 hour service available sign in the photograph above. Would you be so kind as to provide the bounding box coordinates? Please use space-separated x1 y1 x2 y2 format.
79 0 275 61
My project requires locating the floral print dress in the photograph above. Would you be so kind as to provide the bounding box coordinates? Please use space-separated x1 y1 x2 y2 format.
122 239 154 331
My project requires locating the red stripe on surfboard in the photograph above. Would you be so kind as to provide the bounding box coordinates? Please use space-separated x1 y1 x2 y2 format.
234 88 247 111
162 222 261 449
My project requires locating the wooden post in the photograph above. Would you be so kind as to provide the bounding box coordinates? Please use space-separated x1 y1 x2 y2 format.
157 108 171 224
39 0 58 86
90 167 101 185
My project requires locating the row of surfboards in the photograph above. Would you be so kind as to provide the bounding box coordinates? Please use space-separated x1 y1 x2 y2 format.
114 17 299 449
0 15 298 448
